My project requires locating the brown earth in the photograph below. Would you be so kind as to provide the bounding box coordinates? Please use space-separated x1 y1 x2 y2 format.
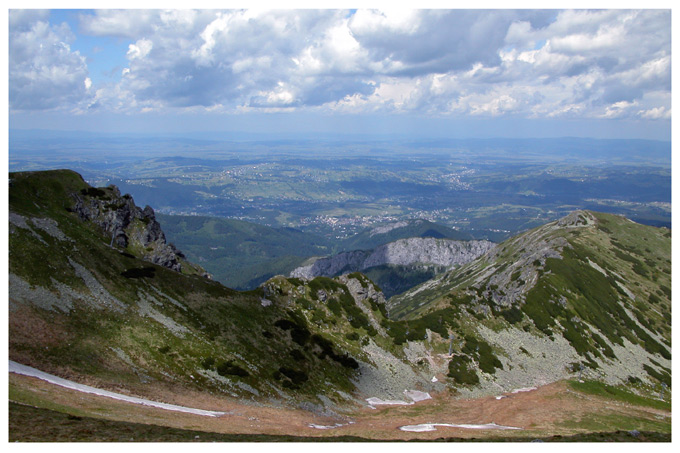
8 372 670 441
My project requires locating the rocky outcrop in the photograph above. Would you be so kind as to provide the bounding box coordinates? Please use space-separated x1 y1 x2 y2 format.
70 185 193 274
338 274 388 336
291 237 495 280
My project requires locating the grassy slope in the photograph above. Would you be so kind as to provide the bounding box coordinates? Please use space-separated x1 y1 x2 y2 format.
8 170 394 406
8 171 671 441
158 214 477 291
157 214 333 289
339 219 474 251
387 211 671 389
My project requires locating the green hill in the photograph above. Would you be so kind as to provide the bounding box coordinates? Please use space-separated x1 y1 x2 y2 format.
389 210 671 390
10 170 424 407
157 214 333 289
157 215 476 291
338 219 473 251
8 170 671 440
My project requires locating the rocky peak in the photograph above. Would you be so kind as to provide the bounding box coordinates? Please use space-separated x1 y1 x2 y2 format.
291 237 496 280
70 185 188 273
556 210 597 228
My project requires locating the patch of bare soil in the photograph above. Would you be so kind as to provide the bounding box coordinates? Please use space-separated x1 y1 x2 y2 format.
9 373 670 441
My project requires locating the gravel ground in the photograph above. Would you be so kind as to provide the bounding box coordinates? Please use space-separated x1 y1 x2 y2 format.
9 273 75 313
136 295 190 338
353 340 440 402
68 258 126 312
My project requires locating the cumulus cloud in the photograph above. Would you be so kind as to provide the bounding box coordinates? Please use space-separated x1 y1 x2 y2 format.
9 10 92 111
78 9 160 39
348 10 543 76
7 8 672 122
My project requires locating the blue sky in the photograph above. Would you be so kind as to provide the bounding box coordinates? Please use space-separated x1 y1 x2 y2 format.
6 6 673 140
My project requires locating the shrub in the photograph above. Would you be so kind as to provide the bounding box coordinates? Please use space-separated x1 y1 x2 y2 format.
201 356 216 369
310 334 360 369
121 267 155 278
308 277 344 299
295 298 313 310
216 360 249 377
327 299 342 316
287 277 303 287
80 187 107 198
385 321 408 345
461 335 503 374
447 355 479 385
278 367 308 385
345 332 360 342
498 306 523 324
290 349 305 361
274 318 311 346
627 376 642 385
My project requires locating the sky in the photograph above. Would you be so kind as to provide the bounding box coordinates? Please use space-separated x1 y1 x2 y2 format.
5 4 674 140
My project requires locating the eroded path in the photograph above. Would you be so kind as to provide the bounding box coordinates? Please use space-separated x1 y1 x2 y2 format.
9 360 671 441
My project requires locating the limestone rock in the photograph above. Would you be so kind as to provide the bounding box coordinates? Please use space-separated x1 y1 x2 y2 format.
291 237 495 280
71 185 189 273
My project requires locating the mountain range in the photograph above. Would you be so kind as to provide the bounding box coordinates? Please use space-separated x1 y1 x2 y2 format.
8 169 671 440
291 237 494 297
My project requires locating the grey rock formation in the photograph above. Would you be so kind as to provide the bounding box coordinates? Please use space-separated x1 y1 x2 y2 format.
71 185 189 273
338 275 388 336
291 237 495 280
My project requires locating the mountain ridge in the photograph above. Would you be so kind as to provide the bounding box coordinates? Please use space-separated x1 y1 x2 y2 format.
388 210 671 396
8 170 671 412
291 237 495 297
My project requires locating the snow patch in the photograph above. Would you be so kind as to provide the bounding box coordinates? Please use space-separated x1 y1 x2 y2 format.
366 397 412 406
404 389 431 402
511 387 537 394
308 423 344 430
9 360 226 417
399 422 522 432
366 389 431 407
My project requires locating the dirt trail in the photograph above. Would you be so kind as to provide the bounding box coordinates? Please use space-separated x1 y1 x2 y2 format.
9 361 670 441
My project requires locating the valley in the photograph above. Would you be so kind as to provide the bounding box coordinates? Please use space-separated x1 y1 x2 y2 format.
7 7 673 444
7 169 672 442
9 134 671 242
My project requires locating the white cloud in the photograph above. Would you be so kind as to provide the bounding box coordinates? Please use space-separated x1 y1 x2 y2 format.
127 38 154 60
7 8 671 123
602 100 638 119
9 11 92 111
638 106 670 120
78 10 160 38
349 9 422 35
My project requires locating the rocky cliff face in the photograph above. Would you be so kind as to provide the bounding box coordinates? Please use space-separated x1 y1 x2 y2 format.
388 211 671 396
290 237 495 280
70 185 206 276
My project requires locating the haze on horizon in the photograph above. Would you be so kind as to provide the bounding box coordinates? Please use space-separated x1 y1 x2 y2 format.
7 8 672 141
